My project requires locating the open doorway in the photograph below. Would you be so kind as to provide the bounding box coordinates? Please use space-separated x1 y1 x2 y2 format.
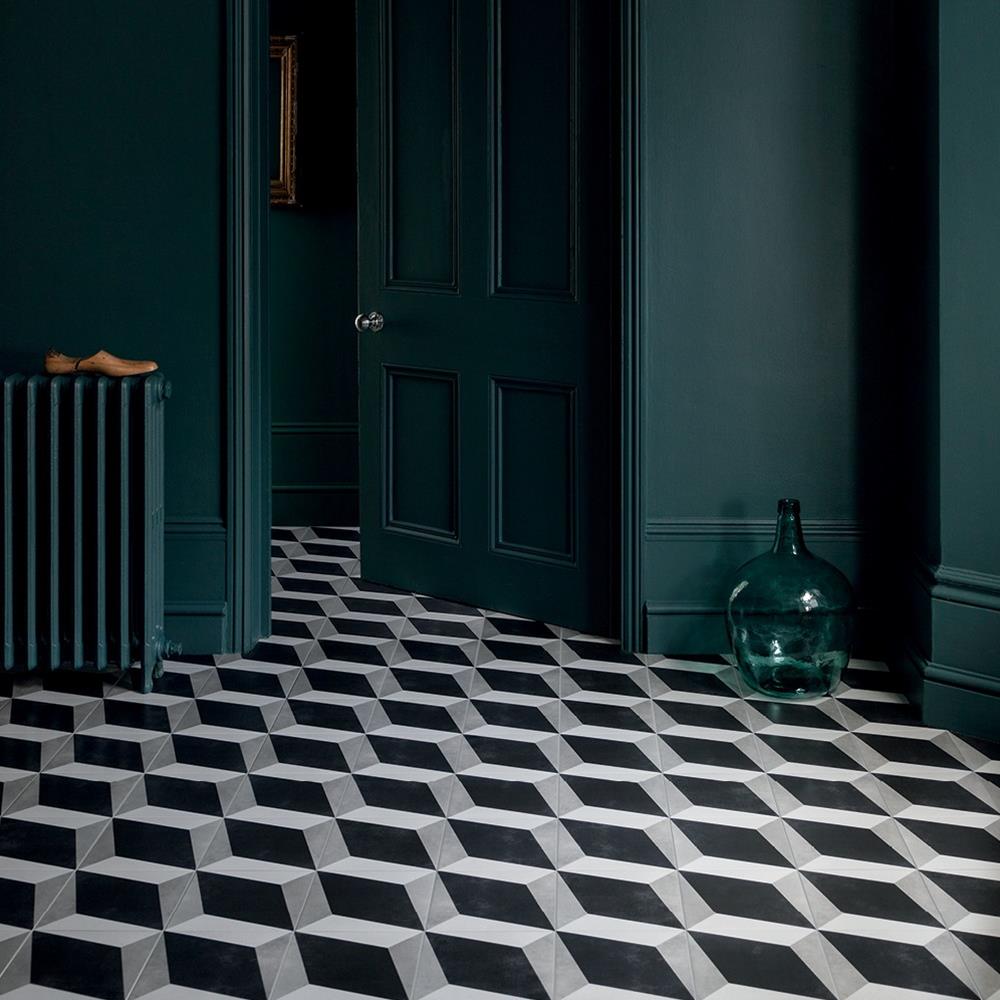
269 1 359 528
264 0 621 641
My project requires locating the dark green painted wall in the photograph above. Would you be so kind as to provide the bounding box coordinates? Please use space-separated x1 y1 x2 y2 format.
894 1 1000 740
636 0 894 652
0 0 231 652
269 0 358 526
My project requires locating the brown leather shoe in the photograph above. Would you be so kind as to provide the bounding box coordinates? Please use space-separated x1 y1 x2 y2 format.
44 348 159 377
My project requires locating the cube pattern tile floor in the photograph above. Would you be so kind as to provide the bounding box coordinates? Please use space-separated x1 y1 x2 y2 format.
0 526 998 1000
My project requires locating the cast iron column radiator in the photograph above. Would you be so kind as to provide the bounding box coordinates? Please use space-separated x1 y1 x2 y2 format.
0 372 180 693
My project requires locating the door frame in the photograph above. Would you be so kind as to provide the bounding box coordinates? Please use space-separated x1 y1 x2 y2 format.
226 0 643 651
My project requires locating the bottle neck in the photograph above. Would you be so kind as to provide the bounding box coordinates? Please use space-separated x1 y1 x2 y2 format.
772 501 807 556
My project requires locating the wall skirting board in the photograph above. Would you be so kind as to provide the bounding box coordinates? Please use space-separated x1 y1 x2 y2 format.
892 558 1000 741
164 518 229 652
642 517 872 654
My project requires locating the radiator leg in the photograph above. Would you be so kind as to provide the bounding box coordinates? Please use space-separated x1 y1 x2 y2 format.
130 663 154 694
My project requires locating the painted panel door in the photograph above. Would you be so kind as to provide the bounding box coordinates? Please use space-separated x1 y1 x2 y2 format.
357 0 612 634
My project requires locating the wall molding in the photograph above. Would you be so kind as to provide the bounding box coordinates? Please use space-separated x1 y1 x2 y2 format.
226 0 271 651
618 0 642 652
891 640 1000 742
165 516 227 538
645 517 865 541
913 555 1000 612
271 421 359 436
272 482 359 494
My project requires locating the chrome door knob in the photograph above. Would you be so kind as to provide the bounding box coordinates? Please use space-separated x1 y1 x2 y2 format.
355 311 384 333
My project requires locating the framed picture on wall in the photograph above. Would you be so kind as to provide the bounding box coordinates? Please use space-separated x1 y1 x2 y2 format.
270 35 298 206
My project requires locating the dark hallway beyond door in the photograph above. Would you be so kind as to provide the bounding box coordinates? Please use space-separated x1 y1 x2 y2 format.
270 0 359 526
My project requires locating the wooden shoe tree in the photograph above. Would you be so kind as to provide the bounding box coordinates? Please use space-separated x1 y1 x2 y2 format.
44 349 159 377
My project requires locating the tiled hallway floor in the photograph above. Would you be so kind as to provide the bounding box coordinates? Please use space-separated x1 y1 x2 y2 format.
1 526 999 1000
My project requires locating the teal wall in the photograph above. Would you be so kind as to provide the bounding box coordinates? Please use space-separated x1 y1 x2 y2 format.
636 0 894 652
0 0 232 652
269 0 359 526
894 0 1000 740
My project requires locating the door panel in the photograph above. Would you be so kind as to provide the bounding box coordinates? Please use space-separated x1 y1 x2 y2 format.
358 0 612 634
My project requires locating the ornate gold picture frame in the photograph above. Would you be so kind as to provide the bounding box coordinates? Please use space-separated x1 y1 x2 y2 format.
270 35 298 206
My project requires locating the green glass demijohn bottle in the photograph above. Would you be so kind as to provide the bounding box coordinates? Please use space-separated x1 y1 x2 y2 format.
726 499 854 699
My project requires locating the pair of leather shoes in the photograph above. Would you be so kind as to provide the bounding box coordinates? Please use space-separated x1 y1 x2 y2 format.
44 349 159 377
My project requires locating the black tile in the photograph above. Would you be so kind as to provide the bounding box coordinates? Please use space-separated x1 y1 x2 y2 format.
563 819 672 868
297 932 407 999
304 666 378 697
560 933 692 999
564 735 657 771
331 618 396 639
655 700 746 732
478 667 557 698
661 735 761 771
772 773 885 815
472 699 557 732
428 934 550 1000
400 639 472 667
289 698 366 732
198 870 293 928
925 870 1000 916
383 699 461 733
165 931 267 1000
319 639 387 667
271 733 350 771
899 818 1000 863
859 734 966 769
76 869 164 928
563 871 681 926
10 699 78 733
391 667 466 698
692 934 834 999
788 819 912 866
417 596 479 616
343 596 405 617
565 640 642 665
320 870 423 928
449 818 553 868
410 617 477 640
248 774 334 816
458 774 555 817
804 870 939 925
441 871 551 927
225 818 316 869
564 775 665 815
566 700 653 732
752 701 844 730
39 772 113 815
565 667 645 698
877 774 995 813
649 667 739 697
114 817 197 868
669 774 775 814
823 933 976 998
32 931 128 1000
467 734 556 772
483 640 556 666
758 734 863 770
355 773 446 816
369 734 452 772
145 773 223 815
675 820 792 868
487 616 556 639
684 871 810 926
338 818 435 868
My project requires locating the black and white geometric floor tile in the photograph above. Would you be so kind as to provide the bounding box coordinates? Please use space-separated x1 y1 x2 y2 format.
0 524 998 1000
